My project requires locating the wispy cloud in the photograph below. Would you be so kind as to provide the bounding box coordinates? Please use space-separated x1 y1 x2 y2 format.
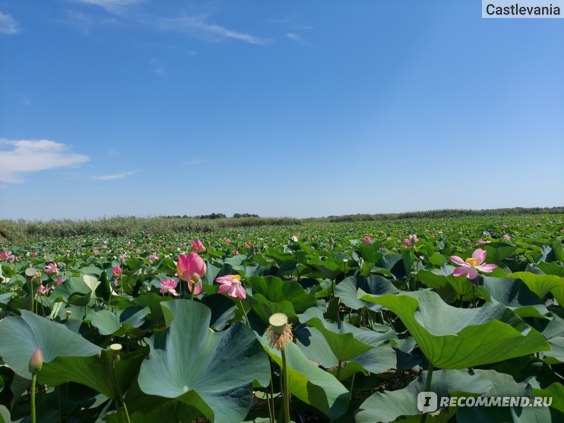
0 139 89 183
17 93 32 107
131 14 269 45
286 32 311 46
184 158 208 166
92 171 137 180
149 57 167 76
0 10 19 34
76 0 141 13
72 1 268 45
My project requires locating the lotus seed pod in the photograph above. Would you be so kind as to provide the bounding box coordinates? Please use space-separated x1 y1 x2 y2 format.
267 313 293 350
268 313 288 332
110 343 123 352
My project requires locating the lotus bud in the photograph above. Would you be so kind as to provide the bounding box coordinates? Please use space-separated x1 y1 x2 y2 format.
29 348 44 375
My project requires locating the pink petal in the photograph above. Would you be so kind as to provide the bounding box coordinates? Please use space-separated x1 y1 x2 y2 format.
450 256 467 266
453 267 469 277
215 275 232 284
477 263 497 273
466 267 479 280
217 284 230 294
235 285 246 299
472 249 487 265
188 280 202 295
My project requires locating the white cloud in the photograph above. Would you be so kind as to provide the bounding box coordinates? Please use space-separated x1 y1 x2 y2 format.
76 0 141 12
0 11 19 34
286 32 311 46
92 171 137 180
0 139 89 183
149 57 167 76
184 158 208 166
134 15 269 45
17 93 32 106
73 1 268 45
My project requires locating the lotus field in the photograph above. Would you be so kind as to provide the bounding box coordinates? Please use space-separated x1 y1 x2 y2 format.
0 214 563 423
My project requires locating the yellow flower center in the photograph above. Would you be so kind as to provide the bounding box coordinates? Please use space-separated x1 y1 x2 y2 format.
465 258 479 267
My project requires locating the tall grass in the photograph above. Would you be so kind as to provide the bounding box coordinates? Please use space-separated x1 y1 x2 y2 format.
0 216 301 242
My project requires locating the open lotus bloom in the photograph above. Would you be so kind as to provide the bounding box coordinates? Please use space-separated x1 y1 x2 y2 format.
216 274 246 299
159 278 179 297
450 248 497 280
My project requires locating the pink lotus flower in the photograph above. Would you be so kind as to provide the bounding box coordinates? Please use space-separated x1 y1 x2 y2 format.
159 278 179 297
476 239 491 245
244 243 251 249
402 234 418 248
112 266 122 277
29 348 44 375
216 274 246 299
232 248 239 256
56 278 65 285
177 253 206 295
44 263 59 275
148 254 158 263
191 239 206 252
225 238 232 246
450 248 497 280
503 234 511 242
38 284 49 295
363 236 372 244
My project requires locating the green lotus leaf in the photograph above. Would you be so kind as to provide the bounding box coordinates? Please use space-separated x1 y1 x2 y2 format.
299 306 393 362
261 337 349 421
247 275 317 323
533 382 564 413
0 310 101 379
138 300 270 423
89 309 121 335
40 347 148 400
358 290 550 368
0 405 11 423
482 276 549 318
356 369 525 423
510 272 564 305
336 275 398 311
248 276 317 312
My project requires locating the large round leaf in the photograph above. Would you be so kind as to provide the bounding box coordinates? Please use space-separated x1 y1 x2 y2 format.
355 369 529 423
260 337 350 421
137 300 270 423
359 290 550 368
0 310 101 379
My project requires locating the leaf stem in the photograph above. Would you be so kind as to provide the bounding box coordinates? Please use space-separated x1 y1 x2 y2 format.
237 297 251 328
30 374 37 423
420 363 434 423
280 348 291 423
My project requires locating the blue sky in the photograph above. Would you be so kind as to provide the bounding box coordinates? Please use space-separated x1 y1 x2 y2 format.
0 0 563 220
